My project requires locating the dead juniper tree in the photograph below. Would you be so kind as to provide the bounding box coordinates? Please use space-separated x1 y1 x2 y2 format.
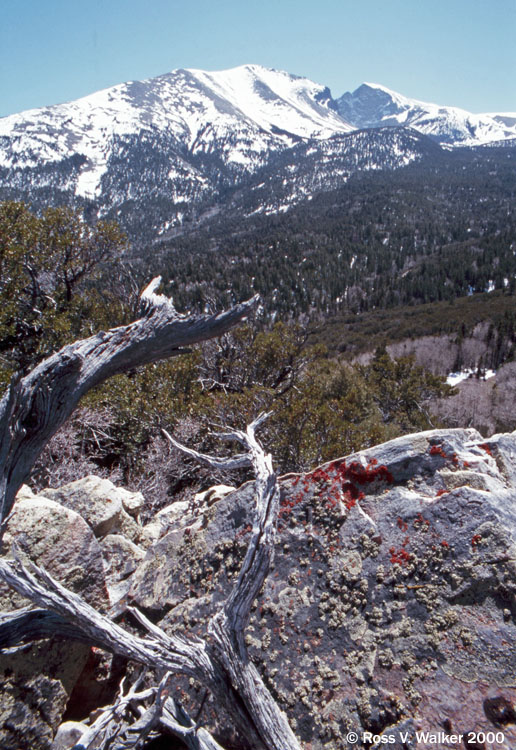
0 278 302 750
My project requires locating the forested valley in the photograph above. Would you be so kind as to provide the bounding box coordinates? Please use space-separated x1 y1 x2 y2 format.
1 140 515 516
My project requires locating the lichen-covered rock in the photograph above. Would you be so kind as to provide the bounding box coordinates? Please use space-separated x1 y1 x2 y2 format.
141 485 235 546
3 431 516 749
131 428 516 749
0 496 108 611
0 495 110 750
141 500 191 546
101 533 145 604
41 475 143 539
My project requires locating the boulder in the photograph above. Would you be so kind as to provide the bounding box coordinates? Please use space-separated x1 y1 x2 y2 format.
100 534 146 604
0 494 110 750
0 496 108 611
42 475 145 542
141 486 235 546
131 428 516 748
141 500 191 545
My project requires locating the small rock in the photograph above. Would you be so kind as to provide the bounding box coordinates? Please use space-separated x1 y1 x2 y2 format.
51 721 87 750
116 487 145 518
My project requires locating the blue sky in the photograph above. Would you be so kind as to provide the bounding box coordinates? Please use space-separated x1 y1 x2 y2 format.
1 0 515 118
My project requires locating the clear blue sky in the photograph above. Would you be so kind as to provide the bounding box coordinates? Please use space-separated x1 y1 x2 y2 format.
1 0 515 118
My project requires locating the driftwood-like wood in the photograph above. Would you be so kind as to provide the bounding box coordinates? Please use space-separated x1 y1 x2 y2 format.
0 276 258 542
0 280 301 749
72 672 157 749
164 415 301 750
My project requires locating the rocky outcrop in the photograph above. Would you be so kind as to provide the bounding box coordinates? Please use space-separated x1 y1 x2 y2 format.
0 495 110 750
2 428 516 749
42 476 145 543
130 428 516 748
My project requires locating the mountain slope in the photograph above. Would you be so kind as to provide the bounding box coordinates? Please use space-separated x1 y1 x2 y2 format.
209 127 443 219
1 65 515 245
337 83 516 146
0 64 352 202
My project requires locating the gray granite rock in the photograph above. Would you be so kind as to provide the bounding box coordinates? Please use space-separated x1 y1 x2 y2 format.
41 476 124 538
101 533 146 605
130 428 516 748
0 494 110 750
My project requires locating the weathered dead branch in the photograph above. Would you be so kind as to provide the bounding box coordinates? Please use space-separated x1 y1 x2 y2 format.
0 276 258 542
165 413 301 749
0 280 301 749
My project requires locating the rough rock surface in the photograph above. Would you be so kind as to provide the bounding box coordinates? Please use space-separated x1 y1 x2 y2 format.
129 428 516 749
0 495 110 750
2 428 516 749
141 486 236 547
101 533 146 604
42 475 144 543
51 720 87 750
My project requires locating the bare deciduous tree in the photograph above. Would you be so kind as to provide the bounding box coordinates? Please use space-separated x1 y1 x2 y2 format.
0 279 301 749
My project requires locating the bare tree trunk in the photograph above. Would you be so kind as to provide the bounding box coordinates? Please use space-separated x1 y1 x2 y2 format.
164 416 301 749
0 281 302 749
0 277 258 542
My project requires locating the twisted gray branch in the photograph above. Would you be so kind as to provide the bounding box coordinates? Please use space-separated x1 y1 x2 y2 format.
0 277 258 541
0 281 301 749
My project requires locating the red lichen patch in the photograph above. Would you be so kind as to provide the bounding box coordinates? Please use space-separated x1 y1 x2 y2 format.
479 443 493 456
397 517 408 531
471 534 482 549
278 456 394 538
235 524 252 540
389 546 411 565
307 457 393 489
441 540 450 548
301 456 394 516
278 492 305 521
429 443 460 467
436 489 449 497
389 532 412 565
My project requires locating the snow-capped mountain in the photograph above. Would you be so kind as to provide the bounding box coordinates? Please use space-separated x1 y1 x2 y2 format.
337 83 516 146
1 65 515 243
0 64 351 201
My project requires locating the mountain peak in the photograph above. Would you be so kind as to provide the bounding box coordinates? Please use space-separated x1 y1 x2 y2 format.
336 83 516 145
0 63 352 200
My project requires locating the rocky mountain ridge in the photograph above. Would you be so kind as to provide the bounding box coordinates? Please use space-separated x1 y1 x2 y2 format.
1 64 515 244
336 82 516 146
